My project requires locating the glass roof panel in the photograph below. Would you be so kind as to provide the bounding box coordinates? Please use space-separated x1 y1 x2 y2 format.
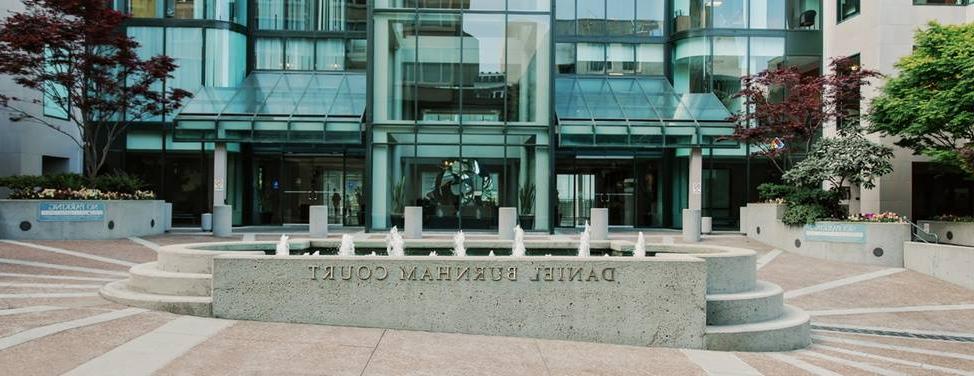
555 76 732 124
554 78 590 119
180 87 237 114
680 93 733 121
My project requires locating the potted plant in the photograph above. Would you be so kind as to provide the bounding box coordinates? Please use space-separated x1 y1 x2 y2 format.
518 184 535 229
390 177 406 228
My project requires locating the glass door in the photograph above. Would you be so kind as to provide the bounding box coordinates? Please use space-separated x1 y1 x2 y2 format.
281 156 344 224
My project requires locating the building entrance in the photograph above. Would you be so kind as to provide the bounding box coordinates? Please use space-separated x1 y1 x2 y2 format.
252 152 365 227
556 156 665 229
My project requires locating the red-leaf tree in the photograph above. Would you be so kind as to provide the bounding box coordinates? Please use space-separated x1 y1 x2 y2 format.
0 0 191 178
729 57 881 175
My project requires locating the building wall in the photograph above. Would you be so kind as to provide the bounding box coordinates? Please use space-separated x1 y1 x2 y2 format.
0 0 82 178
824 0 973 218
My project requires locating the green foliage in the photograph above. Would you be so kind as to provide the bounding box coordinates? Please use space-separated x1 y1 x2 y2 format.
783 135 894 190
756 183 843 226
90 173 146 194
519 184 536 215
869 22 974 175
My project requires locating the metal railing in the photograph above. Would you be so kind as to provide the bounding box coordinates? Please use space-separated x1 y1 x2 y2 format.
906 218 939 244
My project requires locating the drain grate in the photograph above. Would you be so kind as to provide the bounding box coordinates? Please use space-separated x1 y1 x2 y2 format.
812 324 974 343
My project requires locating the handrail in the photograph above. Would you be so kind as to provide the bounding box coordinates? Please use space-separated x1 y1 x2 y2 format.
905 218 939 244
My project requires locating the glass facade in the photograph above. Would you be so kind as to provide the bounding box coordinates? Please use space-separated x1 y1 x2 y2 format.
112 0 821 230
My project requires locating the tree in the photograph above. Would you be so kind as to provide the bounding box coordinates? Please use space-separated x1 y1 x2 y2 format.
0 0 191 178
783 134 894 190
730 58 881 175
870 22 974 175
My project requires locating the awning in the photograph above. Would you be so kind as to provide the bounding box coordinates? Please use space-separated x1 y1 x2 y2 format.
555 76 738 148
173 71 366 144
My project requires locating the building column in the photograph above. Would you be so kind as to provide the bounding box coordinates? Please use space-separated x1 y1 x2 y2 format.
683 148 703 242
213 142 228 209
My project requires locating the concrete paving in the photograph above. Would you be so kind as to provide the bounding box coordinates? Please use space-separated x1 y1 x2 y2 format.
0 232 973 375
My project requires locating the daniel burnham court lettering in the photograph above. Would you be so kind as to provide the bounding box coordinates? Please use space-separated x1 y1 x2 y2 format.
307 265 617 282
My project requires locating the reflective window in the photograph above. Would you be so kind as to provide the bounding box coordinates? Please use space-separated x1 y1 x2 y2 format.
673 37 709 93
576 43 605 75
636 0 665 36
673 0 708 32
463 13 504 123
578 0 605 35
255 38 284 70
788 0 820 29
750 0 785 29
286 38 315 70
130 0 161 17
711 36 747 112
712 0 747 28
166 28 203 92
257 0 284 29
316 40 345 71
606 0 635 35
556 43 576 74
748 37 785 74
205 29 247 86
636 44 664 76
171 0 204 19
506 14 549 124
607 44 635 75
417 13 462 123
345 39 367 70
555 0 576 35
837 0 859 22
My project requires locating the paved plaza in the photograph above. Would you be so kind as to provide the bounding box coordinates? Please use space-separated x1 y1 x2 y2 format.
1 230 973 375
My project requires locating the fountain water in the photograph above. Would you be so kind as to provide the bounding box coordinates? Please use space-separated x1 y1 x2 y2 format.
453 231 466 257
275 234 290 256
312 250 320 256
577 222 591 257
633 232 647 258
338 234 355 256
429 251 438 256
386 226 405 257
511 225 526 257
489 250 495 257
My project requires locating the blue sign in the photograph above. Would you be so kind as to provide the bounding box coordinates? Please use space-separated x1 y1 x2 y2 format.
38 202 106 222
803 223 866 244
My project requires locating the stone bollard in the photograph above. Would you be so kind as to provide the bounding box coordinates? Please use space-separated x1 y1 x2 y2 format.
201 213 212 232
163 203 173 232
404 206 422 239
590 208 609 241
701 217 712 234
213 205 233 237
739 207 748 234
310 205 328 238
682 209 701 243
498 207 517 240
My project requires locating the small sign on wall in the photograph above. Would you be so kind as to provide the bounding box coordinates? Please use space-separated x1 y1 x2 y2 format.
803 223 866 244
38 202 106 222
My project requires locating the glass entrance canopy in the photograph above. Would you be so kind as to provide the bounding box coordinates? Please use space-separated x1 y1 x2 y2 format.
173 71 366 144
555 76 737 148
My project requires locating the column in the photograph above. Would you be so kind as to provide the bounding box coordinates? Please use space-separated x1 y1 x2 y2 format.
683 148 703 242
213 142 228 209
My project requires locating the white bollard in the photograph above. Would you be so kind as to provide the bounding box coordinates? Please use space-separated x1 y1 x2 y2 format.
682 209 701 243
590 208 609 241
404 206 423 239
498 207 517 240
201 213 212 232
701 216 712 234
739 207 748 234
310 205 329 238
213 205 233 237
163 203 173 232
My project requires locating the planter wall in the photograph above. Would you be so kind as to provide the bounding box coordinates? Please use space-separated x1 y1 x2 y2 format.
0 199 167 240
905 241 974 290
744 203 910 267
917 221 974 247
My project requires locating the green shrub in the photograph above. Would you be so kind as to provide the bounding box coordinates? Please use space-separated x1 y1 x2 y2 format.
757 183 795 201
92 173 145 194
756 183 843 226
782 203 833 226
0 173 86 191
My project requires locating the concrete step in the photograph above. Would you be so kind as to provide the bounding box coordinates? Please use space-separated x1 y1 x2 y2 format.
99 279 212 317
704 304 811 352
127 262 211 297
157 243 266 273
706 280 784 326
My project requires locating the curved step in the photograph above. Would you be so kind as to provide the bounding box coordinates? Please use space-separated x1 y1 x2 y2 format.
157 243 267 273
128 262 212 297
705 304 811 352
100 280 212 317
706 280 784 326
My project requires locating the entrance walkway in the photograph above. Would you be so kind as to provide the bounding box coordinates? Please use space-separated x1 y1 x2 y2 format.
1 234 972 375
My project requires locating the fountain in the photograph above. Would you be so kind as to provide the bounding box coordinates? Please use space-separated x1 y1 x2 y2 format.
577 222 591 257
634 232 646 258
275 234 290 256
386 226 405 257
453 231 466 257
511 225 526 257
338 234 355 256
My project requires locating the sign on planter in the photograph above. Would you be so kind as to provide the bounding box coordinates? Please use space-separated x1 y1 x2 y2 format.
803 223 866 244
38 202 106 222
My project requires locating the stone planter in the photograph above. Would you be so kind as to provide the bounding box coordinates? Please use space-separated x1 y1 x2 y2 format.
744 203 910 267
0 199 167 240
918 221 974 247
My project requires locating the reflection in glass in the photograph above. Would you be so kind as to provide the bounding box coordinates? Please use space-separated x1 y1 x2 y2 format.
750 0 786 29
673 37 710 93
635 0 664 36
748 37 785 74
606 0 634 35
577 43 605 75
711 36 747 112
316 39 345 71
373 13 417 121
172 0 203 19
712 0 747 28
255 38 284 70
416 13 462 123
462 13 505 123
507 14 550 124
345 39 367 70
673 0 708 31
205 29 247 86
165 28 203 93
577 0 604 36
286 0 314 30
130 0 159 17
636 44 665 76
606 44 635 75
257 0 284 29
556 43 576 74
286 39 315 70
555 0 576 35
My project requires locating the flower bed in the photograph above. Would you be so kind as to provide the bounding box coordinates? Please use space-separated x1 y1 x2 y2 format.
10 188 155 200
846 212 906 223
0 173 155 201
